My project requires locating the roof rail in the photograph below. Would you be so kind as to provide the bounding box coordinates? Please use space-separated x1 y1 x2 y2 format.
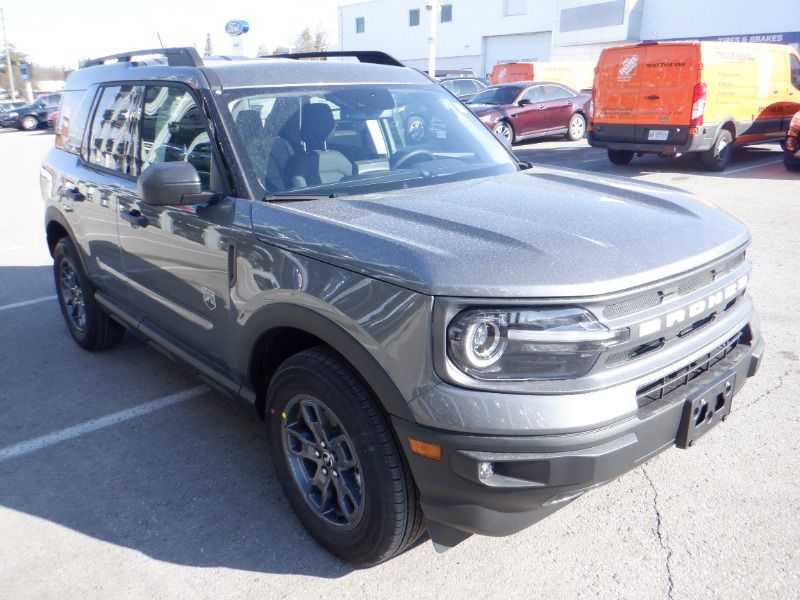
264 51 404 67
80 47 203 69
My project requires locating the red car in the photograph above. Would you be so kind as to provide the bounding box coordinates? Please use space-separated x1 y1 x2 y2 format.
466 81 591 145
46 108 59 129
784 111 800 171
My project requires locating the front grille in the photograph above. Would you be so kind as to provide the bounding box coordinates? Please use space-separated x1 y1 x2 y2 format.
603 292 661 319
635 330 744 408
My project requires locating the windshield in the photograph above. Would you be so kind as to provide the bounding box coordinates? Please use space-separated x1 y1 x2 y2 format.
221 84 516 198
468 86 522 106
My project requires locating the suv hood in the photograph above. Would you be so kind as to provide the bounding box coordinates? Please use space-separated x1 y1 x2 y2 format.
251 166 749 298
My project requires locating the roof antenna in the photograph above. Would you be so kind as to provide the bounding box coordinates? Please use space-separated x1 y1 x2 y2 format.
156 32 165 48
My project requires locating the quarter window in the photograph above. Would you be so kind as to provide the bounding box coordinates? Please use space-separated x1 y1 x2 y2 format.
356 17 365 33
88 85 138 175
56 89 95 155
441 4 452 22
138 86 212 189
409 8 420 26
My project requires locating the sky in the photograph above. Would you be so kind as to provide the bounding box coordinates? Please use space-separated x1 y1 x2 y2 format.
1 0 367 68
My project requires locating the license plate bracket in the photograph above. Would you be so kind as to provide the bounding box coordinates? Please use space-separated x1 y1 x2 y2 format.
676 371 736 449
648 129 669 141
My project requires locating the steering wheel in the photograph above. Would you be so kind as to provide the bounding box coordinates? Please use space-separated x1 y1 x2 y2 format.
393 149 435 169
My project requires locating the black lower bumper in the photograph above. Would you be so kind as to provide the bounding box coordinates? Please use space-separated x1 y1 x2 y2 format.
394 336 764 548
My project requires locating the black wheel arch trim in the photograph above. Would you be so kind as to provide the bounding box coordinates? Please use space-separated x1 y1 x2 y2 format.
238 303 415 422
45 206 91 275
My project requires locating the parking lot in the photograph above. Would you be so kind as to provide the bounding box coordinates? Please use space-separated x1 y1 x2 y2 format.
1 128 798 599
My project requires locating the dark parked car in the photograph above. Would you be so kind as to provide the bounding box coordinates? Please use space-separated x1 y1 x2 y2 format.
439 77 487 101
466 81 591 144
0 93 61 130
42 47 763 566
783 110 800 171
0 100 27 115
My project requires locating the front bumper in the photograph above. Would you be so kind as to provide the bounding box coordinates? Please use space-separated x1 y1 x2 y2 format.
395 333 764 548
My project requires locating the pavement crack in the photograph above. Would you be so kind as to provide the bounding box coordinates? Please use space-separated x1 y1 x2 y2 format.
737 369 792 411
642 467 675 600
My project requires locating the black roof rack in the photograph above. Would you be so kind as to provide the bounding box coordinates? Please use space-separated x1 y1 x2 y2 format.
264 51 404 67
81 47 203 69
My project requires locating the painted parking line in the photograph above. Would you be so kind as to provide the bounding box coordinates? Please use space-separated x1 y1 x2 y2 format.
0 295 58 312
0 385 209 463
719 158 784 176
0 246 25 253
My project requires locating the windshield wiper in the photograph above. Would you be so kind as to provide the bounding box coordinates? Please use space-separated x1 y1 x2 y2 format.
264 192 338 202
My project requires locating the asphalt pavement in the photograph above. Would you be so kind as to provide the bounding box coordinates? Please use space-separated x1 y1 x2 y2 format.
0 129 797 599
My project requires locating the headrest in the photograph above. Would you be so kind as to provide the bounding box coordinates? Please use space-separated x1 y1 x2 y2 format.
235 109 262 134
300 103 335 146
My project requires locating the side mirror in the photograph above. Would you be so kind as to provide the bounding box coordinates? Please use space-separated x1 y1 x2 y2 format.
137 162 213 206
518 98 532 107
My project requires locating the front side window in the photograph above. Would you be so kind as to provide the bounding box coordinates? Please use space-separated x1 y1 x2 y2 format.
356 17 365 33
88 85 137 175
441 4 453 22
222 84 516 198
521 85 545 103
791 54 800 91
137 85 213 189
409 9 420 26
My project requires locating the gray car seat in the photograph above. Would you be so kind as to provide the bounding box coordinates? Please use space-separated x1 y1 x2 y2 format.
286 103 352 188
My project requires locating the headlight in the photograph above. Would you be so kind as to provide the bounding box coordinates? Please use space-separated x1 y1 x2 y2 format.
447 307 629 381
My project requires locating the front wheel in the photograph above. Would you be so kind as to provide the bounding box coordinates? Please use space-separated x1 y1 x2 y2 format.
700 129 734 171
267 347 424 566
607 149 634 165
492 120 515 145
53 237 125 351
566 113 586 141
20 115 38 131
783 152 800 172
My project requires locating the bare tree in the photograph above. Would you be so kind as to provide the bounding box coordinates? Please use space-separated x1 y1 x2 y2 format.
203 33 213 57
313 27 329 52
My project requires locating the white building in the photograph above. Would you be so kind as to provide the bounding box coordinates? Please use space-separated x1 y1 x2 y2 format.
337 0 800 77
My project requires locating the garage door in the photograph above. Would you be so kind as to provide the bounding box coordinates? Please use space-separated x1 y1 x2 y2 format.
483 32 552 76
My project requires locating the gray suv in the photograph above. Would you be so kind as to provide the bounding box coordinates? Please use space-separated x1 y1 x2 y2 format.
41 47 764 566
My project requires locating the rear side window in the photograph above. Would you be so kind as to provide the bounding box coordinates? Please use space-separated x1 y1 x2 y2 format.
55 89 96 155
139 85 212 189
88 85 139 176
542 85 573 101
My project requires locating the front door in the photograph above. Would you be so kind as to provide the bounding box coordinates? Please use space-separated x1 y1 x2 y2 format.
116 83 234 368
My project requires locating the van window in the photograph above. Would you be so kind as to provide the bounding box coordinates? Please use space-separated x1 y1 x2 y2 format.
88 86 138 176
791 55 800 92
55 89 95 155
138 86 212 190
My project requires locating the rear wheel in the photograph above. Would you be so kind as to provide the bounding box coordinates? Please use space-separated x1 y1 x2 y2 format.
20 115 38 131
267 347 424 566
700 129 733 171
783 152 800 172
492 120 515 145
566 113 586 141
53 237 125 351
607 149 634 165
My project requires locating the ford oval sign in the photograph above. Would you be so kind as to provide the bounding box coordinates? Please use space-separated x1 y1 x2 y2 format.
225 20 249 36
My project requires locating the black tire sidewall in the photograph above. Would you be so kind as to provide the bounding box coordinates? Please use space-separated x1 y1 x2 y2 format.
608 149 633 165
702 129 733 171
53 238 101 349
267 351 410 564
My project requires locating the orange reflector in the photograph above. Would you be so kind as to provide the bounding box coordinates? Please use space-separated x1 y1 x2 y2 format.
688 126 698 136
408 437 442 461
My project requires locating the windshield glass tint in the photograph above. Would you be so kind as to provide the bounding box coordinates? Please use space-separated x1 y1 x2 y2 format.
468 86 521 106
221 84 516 198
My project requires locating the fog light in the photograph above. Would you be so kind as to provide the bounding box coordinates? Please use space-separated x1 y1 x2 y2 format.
478 461 494 480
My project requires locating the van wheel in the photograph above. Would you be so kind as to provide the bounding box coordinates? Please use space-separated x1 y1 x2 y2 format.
701 129 733 171
783 153 800 172
493 121 515 145
267 347 424 566
566 113 586 141
53 238 125 351
607 149 634 165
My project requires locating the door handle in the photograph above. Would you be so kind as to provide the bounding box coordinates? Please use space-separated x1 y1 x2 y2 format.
644 95 660 100
538 104 545 110
64 188 85 202
121 208 149 228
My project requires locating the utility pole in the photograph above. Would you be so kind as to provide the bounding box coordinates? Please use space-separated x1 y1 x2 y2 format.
1 8 16 100
427 0 438 78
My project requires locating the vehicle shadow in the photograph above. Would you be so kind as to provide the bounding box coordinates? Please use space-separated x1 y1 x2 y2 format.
0 265 402 578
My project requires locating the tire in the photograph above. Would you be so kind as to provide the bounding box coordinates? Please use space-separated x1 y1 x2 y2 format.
53 237 125 351
492 120 515 145
700 128 734 171
607 149 634 165
20 115 38 131
267 347 424 566
566 113 586 141
783 152 800 172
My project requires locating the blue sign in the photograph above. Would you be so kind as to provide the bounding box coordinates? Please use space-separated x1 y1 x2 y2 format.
19 62 29 81
646 31 800 46
225 20 250 36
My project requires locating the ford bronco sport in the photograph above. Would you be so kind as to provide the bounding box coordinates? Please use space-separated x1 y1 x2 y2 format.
41 48 764 566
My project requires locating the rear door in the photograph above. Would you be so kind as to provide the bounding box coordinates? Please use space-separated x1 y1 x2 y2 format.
538 84 577 133
592 46 649 142
634 44 698 144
